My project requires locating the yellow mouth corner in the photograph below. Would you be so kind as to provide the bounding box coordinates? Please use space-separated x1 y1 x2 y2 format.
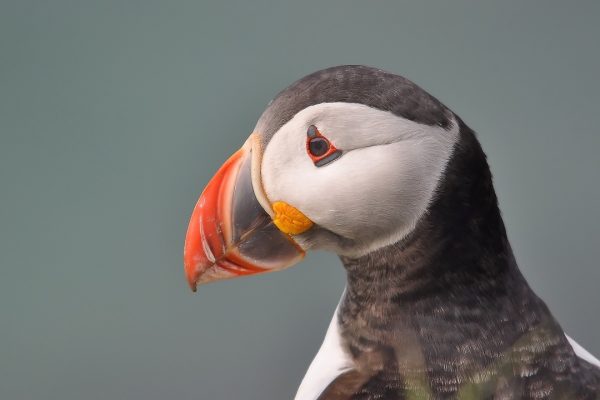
272 201 314 235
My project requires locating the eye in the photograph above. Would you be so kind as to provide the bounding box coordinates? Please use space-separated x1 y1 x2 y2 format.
308 137 330 157
306 125 343 167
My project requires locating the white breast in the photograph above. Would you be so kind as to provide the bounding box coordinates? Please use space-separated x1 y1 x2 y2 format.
294 293 353 400
567 335 600 367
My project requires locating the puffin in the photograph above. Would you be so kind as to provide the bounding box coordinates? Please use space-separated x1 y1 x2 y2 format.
183 65 600 399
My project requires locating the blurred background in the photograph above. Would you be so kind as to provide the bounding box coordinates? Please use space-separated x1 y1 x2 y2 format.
1 1 599 399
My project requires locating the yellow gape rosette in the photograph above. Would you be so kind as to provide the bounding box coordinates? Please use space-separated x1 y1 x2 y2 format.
271 201 314 235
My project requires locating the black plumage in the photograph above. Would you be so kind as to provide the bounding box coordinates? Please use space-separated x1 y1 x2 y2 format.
322 119 600 399
254 65 600 399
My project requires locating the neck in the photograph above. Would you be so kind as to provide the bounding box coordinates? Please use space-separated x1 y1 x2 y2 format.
341 119 522 308
335 121 568 394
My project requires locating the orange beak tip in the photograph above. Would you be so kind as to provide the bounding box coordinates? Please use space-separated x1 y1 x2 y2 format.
185 267 198 292
184 253 203 292
187 270 198 292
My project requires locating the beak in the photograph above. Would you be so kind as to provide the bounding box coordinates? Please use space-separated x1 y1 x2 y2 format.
184 137 305 291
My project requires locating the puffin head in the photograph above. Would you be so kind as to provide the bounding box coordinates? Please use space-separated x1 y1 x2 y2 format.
184 65 461 291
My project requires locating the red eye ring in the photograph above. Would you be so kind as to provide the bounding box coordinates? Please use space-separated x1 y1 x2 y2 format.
306 125 343 167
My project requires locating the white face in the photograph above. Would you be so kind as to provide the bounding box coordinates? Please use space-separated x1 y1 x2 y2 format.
260 102 459 257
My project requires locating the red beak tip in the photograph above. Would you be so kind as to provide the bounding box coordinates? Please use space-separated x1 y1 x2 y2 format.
184 261 201 293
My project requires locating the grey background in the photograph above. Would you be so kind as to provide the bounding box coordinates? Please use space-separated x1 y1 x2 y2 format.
1 1 598 399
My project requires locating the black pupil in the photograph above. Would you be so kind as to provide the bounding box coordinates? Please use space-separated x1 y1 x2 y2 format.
309 137 329 157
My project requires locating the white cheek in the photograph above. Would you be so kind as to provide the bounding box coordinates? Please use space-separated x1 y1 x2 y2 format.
261 103 458 255
265 140 448 235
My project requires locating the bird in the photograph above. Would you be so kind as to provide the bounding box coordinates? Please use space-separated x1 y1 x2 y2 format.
183 65 600 399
